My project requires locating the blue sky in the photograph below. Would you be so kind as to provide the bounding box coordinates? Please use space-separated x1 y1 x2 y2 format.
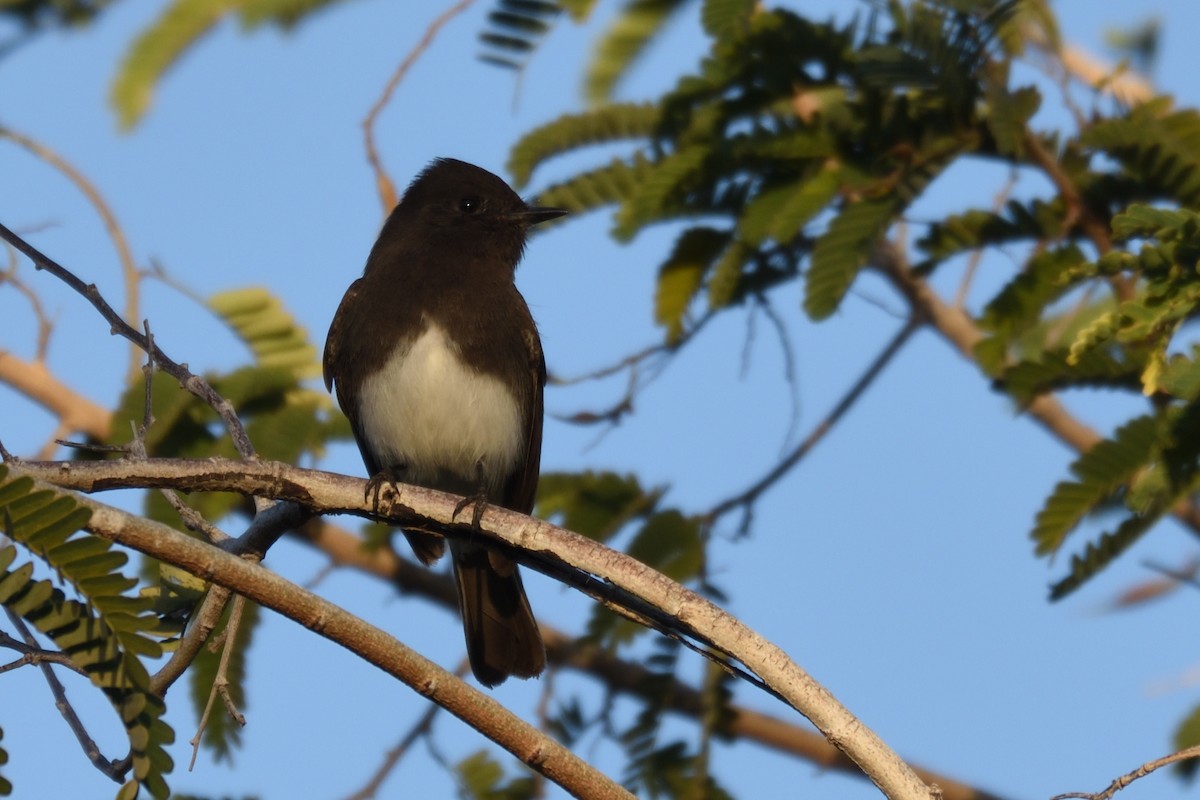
2 1 1200 798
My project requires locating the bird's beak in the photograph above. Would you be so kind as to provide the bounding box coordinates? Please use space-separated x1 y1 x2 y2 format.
512 206 568 226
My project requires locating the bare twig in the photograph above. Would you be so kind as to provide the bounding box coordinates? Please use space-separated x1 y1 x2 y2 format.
129 328 232 544
0 244 54 360
2 607 126 783
754 294 803 453
549 313 717 434
362 0 476 213
1050 745 1200 800
0 125 143 382
705 317 922 531
344 660 467 800
0 221 259 462
189 594 249 771
0 630 87 676
149 585 233 697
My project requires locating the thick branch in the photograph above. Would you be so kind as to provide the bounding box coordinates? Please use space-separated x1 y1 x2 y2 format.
295 518 1008 800
873 244 1200 535
21 476 631 800
14 456 937 800
0 352 111 442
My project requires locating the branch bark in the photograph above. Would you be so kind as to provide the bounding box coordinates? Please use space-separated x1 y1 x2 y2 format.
11 456 938 800
873 243 1200 537
7 468 632 800
0 352 111 442
295 517 1012 800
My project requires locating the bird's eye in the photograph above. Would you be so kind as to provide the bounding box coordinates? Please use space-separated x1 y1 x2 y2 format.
459 196 482 214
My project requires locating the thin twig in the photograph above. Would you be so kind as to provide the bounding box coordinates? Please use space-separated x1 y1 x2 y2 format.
0 630 87 676
1050 745 1200 800
0 125 143 382
2 607 126 783
189 593 249 771
343 660 466 800
129 325 231 544
755 294 803 454
706 317 922 531
149 585 233 697
0 222 259 463
954 170 1017 309
362 0 477 213
0 242 54 361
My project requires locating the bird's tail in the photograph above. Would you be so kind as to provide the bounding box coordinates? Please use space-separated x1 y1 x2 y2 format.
451 542 545 687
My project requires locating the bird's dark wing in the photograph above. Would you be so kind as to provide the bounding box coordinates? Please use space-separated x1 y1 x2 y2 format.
505 326 545 515
323 277 362 394
324 276 382 479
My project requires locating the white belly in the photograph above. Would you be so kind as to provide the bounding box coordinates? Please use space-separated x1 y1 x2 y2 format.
355 323 524 495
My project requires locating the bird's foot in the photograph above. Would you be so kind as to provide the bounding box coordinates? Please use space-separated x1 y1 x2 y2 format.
365 468 402 514
452 492 489 529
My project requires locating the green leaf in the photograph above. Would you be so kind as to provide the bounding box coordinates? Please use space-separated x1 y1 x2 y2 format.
1031 415 1159 556
0 726 9 797
654 227 730 342
507 102 660 187
1083 103 1200 208
805 198 897 320
614 145 710 241
110 0 238 130
700 0 754 41
585 0 689 105
1049 511 1160 600
739 167 839 247
1173 704 1200 779
0 466 176 797
1157 349 1200 400
476 0 564 69
536 471 656 542
626 511 702 582
534 155 654 216
705 237 751 311
209 287 320 380
998 348 1138 405
1110 203 1194 241
984 84 1040 156
455 749 536 800
236 0 345 29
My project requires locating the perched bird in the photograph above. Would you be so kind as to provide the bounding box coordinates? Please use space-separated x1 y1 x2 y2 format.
323 158 564 686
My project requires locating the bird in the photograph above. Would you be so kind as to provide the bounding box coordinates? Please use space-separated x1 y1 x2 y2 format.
323 157 565 686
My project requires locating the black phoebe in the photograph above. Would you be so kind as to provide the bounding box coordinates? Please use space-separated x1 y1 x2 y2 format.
323 158 564 686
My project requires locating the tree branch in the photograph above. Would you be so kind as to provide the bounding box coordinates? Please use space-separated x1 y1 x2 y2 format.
0 221 258 461
12 471 633 800
293 517 1011 800
362 0 476 213
2 607 126 783
0 351 112 444
0 125 144 382
873 241 1200 537
12 456 938 800
1050 745 1200 800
